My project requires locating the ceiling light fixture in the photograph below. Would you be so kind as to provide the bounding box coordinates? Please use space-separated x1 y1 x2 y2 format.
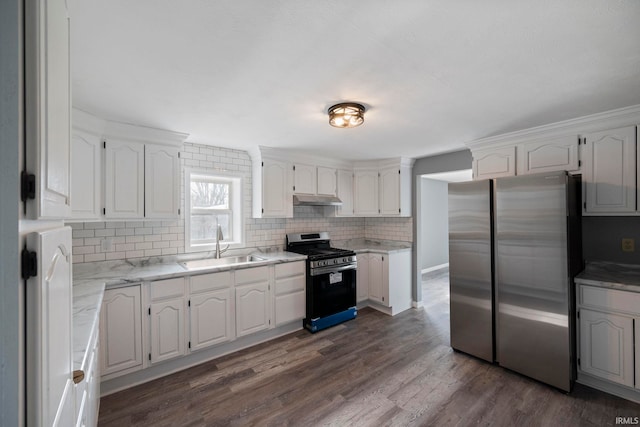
328 102 365 128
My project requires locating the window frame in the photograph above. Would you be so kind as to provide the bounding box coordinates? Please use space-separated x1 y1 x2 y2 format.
184 168 244 253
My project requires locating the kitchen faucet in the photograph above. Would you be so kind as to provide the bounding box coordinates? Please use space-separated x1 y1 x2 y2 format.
215 223 229 259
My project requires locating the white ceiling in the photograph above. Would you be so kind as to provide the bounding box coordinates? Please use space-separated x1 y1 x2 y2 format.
70 1 640 160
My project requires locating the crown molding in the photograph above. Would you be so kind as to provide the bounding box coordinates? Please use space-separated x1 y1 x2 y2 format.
466 104 640 151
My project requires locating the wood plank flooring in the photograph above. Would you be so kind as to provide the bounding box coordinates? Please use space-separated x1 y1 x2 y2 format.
98 270 640 426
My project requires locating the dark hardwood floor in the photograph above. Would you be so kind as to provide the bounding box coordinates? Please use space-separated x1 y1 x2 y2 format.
98 269 639 426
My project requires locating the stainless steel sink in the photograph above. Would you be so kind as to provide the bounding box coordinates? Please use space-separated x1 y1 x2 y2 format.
179 255 266 270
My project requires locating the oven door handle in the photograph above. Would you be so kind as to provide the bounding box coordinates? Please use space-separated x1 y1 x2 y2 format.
309 263 357 276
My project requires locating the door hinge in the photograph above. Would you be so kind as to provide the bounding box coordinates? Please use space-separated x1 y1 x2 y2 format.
21 248 37 280
378 172 380 177
577 358 580 367
378 209 381 213
178 152 181 158
188 300 191 307
188 341 191 349
382 297 385 302
103 208 106 215
178 209 181 215
269 319 271 325
583 202 586 209
148 307 151 316
578 160 581 167
293 186 296 191
103 140 106 149
261 162 264 167
20 171 36 202
261 208 264 214
399 208 401 213
148 353 151 361
398 169 400 174
293 165 296 171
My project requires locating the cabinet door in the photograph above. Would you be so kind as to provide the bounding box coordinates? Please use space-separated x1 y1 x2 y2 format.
262 159 291 217
274 262 305 326
26 227 73 426
582 126 636 214
336 170 354 216
294 163 316 195
379 167 401 215
104 139 144 218
356 253 369 302
100 286 143 376
518 136 579 175
236 282 270 337
368 253 385 304
26 0 71 219
579 309 634 387
145 145 180 218
354 170 379 215
317 167 337 196
190 289 234 351
472 147 516 180
70 130 102 219
150 297 186 364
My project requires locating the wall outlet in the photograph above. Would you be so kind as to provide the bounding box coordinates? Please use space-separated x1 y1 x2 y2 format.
621 238 635 252
101 238 113 252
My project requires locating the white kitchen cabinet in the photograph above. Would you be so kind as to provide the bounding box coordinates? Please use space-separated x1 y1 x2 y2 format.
189 289 234 351
472 147 516 180
104 139 145 219
75 328 99 427
235 267 271 337
336 170 354 216
367 253 386 304
25 0 72 219
100 286 143 378
149 277 187 364
145 145 180 218
293 163 316 195
70 130 102 220
379 167 401 215
579 309 634 387
354 170 379 215
582 126 637 215
356 253 370 302
274 261 305 326
259 158 292 218
317 167 337 196
517 135 580 175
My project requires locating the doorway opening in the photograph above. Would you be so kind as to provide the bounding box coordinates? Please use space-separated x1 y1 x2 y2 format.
415 169 471 307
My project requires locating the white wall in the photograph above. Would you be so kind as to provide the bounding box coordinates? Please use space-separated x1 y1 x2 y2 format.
70 142 411 263
420 178 449 271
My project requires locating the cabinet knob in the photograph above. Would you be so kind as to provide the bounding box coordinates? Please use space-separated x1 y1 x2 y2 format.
73 369 85 384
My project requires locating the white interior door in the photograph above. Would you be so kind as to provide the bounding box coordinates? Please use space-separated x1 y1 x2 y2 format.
27 226 74 427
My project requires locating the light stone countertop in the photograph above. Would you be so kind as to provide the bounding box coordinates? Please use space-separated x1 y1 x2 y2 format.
334 238 412 254
575 261 640 293
71 251 306 372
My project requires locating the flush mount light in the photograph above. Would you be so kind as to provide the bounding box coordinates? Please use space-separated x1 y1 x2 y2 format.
328 102 365 128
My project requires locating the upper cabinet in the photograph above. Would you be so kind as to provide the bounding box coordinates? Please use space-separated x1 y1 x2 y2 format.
69 109 188 221
472 147 516 180
354 159 412 217
256 157 293 218
336 170 354 216
317 167 337 196
517 135 579 175
25 0 72 219
582 126 637 215
293 164 337 196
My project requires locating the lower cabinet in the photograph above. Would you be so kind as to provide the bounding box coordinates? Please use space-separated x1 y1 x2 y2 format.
100 286 143 377
355 250 412 316
579 309 634 387
75 330 100 427
190 289 234 351
577 284 640 398
149 277 187 364
235 267 271 337
274 261 305 326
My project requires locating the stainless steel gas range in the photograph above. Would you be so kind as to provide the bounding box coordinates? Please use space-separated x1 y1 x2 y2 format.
286 232 357 333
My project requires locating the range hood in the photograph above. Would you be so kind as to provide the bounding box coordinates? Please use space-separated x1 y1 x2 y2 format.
293 194 343 206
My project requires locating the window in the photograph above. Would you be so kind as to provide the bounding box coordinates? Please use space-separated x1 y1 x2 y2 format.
185 169 243 252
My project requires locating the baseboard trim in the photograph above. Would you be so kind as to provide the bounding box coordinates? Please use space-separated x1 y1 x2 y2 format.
412 300 424 309
577 372 640 404
421 263 449 275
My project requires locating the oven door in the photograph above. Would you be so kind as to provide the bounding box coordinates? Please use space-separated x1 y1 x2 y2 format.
307 264 357 319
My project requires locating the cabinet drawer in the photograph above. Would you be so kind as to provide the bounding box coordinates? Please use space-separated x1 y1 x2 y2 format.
275 275 305 295
150 277 185 301
190 271 232 294
579 285 640 315
275 261 305 279
235 266 270 285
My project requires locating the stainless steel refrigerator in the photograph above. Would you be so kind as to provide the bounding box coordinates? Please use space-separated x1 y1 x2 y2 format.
448 171 582 392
